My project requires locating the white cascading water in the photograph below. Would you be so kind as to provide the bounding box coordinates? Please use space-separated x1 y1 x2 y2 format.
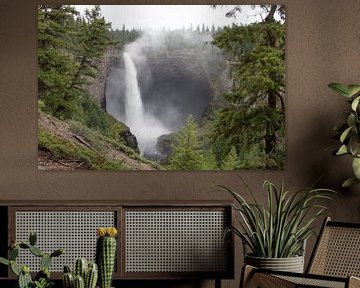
123 52 144 129
122 51 169 154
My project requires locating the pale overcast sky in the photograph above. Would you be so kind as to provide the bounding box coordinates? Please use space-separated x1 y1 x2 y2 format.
73 5 263 31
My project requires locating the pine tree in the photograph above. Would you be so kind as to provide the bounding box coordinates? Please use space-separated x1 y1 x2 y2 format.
221 146 239 170
68 5 113 93
168 115 205 170
210 5 285 169
38 5 78 118
211 24 216 34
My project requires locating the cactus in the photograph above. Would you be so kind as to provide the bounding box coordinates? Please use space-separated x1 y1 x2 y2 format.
74 258 87 279
74 275 85 288
51 248 64 257
18 269 32 288
29 232 37 246
41 253 52 270
0 233 63 288
19 243 29 249
10 260 20 276
35 268 50 281
63 259 98 288
9 246 19 260
63 272 74 288
96 227 118 288
29 245 44 257
85 263 98 288
64 265 72 273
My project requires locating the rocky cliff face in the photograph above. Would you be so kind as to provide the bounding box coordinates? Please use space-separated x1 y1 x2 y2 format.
86 47 120 109
85 47 141 153
137 50 213 130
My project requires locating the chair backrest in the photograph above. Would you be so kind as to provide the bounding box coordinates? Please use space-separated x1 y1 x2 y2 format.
307 217 360 277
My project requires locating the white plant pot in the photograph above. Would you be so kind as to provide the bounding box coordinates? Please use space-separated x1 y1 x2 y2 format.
245 254 305 273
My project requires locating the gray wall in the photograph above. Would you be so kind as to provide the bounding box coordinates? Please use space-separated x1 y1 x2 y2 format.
1 1 360 287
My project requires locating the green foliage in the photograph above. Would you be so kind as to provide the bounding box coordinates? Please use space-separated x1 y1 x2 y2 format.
69 6 113 93
201 150 218 170
79 96 108 132
104 114 127 141
38 128 127 170
0 232 63 288
33 278 54 288
110 25 141 50
68 120 103 152
329 82 360 187
61 117 160 170
221 146 239 170
210 18 285 169
221 179 335 258
168 115 205 170
38 100 45 112
38 5 79 119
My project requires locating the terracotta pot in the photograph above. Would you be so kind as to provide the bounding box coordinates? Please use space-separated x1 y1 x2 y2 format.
245 254 305 273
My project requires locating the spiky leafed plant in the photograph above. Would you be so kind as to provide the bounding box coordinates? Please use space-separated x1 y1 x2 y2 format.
221 179 335 258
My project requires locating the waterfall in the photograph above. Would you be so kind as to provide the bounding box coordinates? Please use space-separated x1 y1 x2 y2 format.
123 52 143 129
122 51 170 154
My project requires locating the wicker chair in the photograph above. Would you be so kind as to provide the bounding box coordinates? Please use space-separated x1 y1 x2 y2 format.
241 217 360 288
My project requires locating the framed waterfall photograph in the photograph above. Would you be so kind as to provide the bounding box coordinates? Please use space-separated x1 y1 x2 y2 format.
37 5 285 171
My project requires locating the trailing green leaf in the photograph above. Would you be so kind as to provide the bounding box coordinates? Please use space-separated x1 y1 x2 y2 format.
342 177 360 188
351 96 360 111
328 83 352 97
0 257 9 266
329 82 360 186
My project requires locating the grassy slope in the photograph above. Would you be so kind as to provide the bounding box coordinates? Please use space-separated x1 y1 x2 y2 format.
38 112 162 170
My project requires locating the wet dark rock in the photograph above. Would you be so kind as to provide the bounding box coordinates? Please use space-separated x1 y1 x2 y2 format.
119 128 140 153
154 133 176 164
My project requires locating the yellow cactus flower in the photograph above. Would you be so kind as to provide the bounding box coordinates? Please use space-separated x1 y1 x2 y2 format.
96 227 118 238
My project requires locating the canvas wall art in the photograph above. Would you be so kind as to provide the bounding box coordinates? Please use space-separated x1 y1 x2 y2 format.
37 5 285 171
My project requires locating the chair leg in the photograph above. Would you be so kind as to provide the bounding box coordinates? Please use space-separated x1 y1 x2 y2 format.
215 278 221 288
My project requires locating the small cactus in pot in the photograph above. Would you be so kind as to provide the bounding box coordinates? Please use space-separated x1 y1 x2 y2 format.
62 259 98 288
96 227 118 288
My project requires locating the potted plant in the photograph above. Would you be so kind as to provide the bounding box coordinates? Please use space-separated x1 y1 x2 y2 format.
0 232 63 288
221 179 334 273
328 82 360 187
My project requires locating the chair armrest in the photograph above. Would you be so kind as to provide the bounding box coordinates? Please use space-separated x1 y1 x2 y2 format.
240 265 296 288
240 265 349 288
349 276 360 288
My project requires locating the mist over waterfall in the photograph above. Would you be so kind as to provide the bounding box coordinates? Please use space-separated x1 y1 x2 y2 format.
107 46 170 154
106 30 228 160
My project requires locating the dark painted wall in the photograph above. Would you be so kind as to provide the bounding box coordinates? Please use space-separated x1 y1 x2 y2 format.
1 1 360 287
